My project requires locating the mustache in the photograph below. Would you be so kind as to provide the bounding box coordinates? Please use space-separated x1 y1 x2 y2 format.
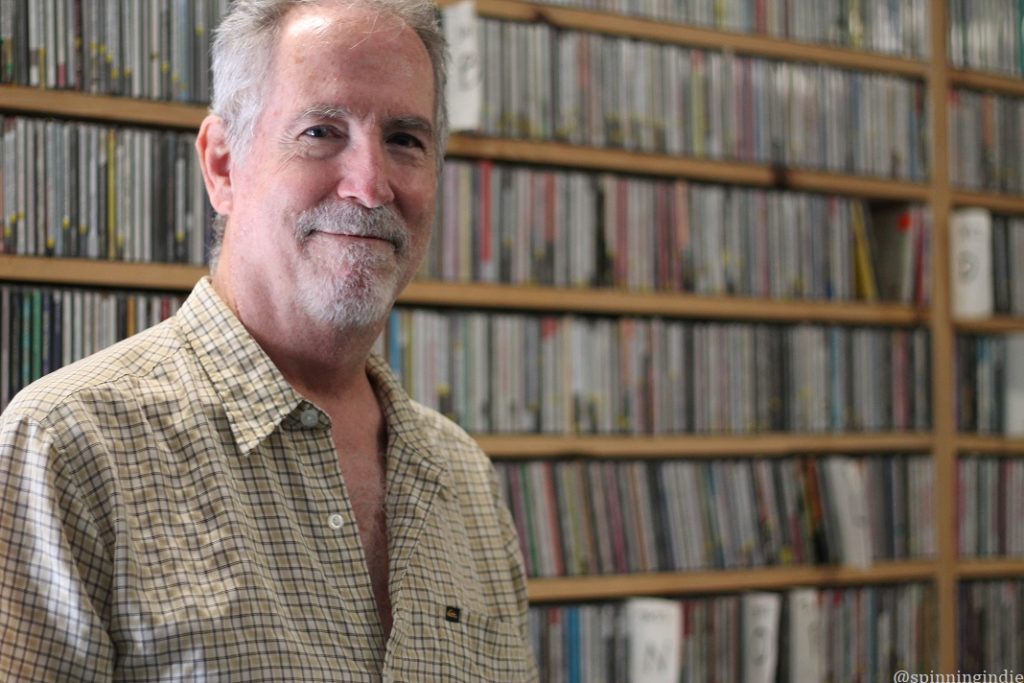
294 202 409 253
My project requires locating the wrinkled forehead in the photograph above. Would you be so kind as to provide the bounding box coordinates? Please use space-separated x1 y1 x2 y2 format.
268 3 434 106
275 3 422 66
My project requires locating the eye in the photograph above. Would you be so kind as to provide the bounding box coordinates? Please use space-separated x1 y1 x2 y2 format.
389 132 426 150
301 125 340 140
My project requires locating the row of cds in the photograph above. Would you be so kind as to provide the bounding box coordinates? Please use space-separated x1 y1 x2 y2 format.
1 284 933 430
2 111 932 309
529 585 937 683
949 0 1024 76
949 89 1024 196
0 115 212 264
0 284 184 410
955 333 1024 436
494 455 936 577
533 0 931 57
473 18 930 180
960 580 1024 672
991 214 1024 315
386 308 933 435
0 0 228 102
958 457 1024 558
430 159 867 300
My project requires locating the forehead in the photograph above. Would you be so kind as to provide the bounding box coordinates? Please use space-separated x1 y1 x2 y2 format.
270 3 435 120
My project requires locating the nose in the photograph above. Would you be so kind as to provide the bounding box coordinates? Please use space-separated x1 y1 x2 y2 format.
336 138 396 209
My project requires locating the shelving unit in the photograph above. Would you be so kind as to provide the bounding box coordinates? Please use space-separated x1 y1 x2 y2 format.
527 562 939 602
476 433 935 458
3 0 1024 673
957 436 1024 454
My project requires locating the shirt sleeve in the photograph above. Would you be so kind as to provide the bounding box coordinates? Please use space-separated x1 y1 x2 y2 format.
0 413 115 682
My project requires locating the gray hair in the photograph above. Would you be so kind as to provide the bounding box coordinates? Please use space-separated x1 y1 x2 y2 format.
206 0 449 269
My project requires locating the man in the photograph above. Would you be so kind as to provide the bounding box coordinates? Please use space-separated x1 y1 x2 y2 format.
0 1 537 680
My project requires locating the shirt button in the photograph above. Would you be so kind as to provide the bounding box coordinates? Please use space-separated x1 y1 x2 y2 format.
299 408 319 427
328 513 345 529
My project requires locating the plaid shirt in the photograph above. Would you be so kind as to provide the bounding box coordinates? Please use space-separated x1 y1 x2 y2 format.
0 278 537 682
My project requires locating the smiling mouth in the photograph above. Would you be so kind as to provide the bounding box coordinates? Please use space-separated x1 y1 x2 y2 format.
315 231 397 250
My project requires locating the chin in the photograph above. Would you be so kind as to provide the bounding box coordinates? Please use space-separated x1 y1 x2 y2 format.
296 242 406 331
297 270 399 331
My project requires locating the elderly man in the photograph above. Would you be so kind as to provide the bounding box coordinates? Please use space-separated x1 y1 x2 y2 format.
0 1 536 680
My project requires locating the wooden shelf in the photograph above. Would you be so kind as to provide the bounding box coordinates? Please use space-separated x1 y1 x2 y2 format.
953 316 1024 334
956 435 1024 455
447 136 932 201
952 190 1024 215
949 68 1024 97
527 561 937 602
402 279 928 324
477 432 933 458
447 0 929 78
0 84 208 129
0 255 928 324
956 559 1024 580
0 255 207 291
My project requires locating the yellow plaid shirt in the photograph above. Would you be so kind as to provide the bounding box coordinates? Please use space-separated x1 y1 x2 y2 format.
0 277 537 682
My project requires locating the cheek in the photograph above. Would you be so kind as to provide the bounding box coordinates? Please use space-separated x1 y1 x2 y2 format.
399 173 438 235
409 180 436 221
406 196 436 255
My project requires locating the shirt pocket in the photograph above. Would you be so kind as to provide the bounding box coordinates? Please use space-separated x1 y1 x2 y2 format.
395 601 536 682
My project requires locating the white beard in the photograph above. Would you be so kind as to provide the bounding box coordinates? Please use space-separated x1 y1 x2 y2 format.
293 202 410 331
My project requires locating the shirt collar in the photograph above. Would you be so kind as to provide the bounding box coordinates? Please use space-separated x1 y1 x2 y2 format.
175 278 454 491
366 353 452 492
175 277 305 454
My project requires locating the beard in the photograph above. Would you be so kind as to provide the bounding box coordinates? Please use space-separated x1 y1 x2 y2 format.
292 201 412 331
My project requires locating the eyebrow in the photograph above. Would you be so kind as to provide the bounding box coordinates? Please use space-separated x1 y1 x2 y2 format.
298 104 351 121
297 105 435 140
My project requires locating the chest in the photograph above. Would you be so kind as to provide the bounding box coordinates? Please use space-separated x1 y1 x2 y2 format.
331 422 388 550
99 409 534 680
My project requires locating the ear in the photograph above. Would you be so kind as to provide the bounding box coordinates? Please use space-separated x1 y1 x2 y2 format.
196 115 234 216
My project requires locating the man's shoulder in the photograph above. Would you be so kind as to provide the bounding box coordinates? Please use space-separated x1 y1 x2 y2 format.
404 401 503 486
3 317 185 425
407 401 486 461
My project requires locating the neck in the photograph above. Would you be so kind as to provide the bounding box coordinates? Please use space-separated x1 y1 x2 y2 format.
211 271 387 409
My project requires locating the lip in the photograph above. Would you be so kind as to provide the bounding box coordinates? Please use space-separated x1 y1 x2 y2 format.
313 231 397 250
316 231 390 243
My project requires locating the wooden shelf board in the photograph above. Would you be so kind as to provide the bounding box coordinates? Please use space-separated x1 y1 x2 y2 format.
446 135 931 201
956 435 1024 455
949 69 1024 98
784 169 931 202
446 135 767 184
1 256 926 324
953 316 1024 334
952 190 1024 215
527 561 937 602
956 559 1024 580
1 84 207 129
477 432 934 458
402 279 927 324
0 255 207 291
455 0 928 78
